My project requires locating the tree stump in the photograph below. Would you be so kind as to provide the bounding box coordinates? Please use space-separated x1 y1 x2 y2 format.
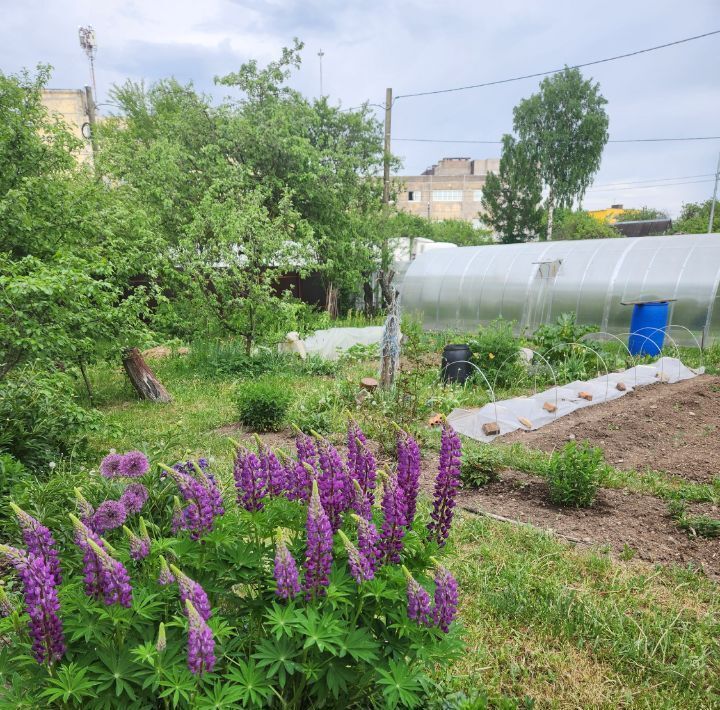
122 347 172 403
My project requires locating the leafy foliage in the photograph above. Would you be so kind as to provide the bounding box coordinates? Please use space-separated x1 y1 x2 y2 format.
0 432 462 708
547 440 604 507
234 377 293 431
531 312 599 365
468 319 524 390
551 209 619 240
513 67 609 240
460 444 503 488
671 199 720 234
481 135 544 243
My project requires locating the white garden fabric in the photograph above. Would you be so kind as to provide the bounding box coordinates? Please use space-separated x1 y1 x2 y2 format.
447 357 703 443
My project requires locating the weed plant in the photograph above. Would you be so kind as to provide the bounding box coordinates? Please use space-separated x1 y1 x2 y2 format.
547 440 604 507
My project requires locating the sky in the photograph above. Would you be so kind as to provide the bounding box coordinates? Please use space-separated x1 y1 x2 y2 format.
2 0 719 217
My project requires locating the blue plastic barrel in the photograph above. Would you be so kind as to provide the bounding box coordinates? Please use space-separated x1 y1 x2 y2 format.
628 302 669 356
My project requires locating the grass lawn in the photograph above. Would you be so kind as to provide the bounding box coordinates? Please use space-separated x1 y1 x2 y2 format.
78 349 720 708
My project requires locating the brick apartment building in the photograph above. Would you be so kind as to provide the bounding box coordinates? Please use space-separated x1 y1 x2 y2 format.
394 156 500 225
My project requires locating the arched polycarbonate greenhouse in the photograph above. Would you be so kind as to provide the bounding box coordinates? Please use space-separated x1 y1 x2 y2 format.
400 234 720 346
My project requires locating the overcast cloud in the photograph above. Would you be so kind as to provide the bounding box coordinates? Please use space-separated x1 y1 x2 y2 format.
2 0 719 216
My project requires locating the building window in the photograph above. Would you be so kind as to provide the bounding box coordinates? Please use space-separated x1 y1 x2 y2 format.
473 190 483 201
408 190 422 202
432 189 463 202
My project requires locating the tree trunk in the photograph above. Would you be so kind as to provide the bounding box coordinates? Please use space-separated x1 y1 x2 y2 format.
378 269 396 309
325 282 339 319
546 191 555 241
363 280 375 317
380 288 400 389
122 348 172 403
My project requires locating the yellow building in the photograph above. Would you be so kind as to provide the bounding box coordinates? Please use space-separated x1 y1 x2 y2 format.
40 89 94 165
588 204 628 223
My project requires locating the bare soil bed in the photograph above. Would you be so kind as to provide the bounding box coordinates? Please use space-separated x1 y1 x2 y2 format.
459 470 720 578
503 375 720 483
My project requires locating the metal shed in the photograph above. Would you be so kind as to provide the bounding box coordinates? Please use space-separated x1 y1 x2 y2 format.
400 234 720 346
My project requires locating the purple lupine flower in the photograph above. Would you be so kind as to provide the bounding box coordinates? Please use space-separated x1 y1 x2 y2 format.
379 472 408 564
171 565 212 621
351 479 372 521
260 444 286 497
397 431 421 527
164 463 222 540
353 514 382 574
120 483 149 515
158 556 175 586
303 481 333 599
171 497 184 535
274 538 301 599
346 420 367 478
432 564 459 633
74 488 94 524
10 504 62 586
232 447 268 512
354 440 377 512
71 516 105 599
428 425 462 547
91 500 127 533
124 518 151 561
100 453 123 478
118 450 150 478
338 530 373 584
186 600 215 676
87 539 133 608
156 622 167 653
295 432 317 472
0 545 65 665
404 568 433 627
316 437 349 532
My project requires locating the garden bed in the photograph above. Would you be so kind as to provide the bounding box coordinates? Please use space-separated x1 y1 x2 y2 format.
503 375 720 484
459 470 720 578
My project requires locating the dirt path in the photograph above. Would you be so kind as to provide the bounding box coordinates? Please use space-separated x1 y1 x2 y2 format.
503 375 720 483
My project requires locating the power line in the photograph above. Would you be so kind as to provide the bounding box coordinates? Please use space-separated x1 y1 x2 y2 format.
393 135 720 145
394 30 720 100
591 173 716 188
586 178 715 192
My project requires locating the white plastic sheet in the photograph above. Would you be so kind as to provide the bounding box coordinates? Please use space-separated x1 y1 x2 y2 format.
447 357 704 442
299 327 386 361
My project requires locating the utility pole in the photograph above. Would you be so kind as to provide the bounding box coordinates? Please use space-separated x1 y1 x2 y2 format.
709 152 720 234
317 49 324 96
84 85 98 170
78 26 98 100
382 87 392 211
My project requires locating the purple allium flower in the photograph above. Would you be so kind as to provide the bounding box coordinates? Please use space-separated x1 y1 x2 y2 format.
100 453 123 478
0 586 13 617
274 538 301 600
91 500 127 534
0 546 65 665
338 530 373 584
10 504 62 586
317 437 349 532
379 472 408 564
186 600 215 676
233 447 268 512
303 481 333 599
118 450 150 478
171 565 212 621
428 425 462 547
397 431 421 527
432 564 459 633
354 514 382 574
404 568 433 627
120 483 149 515
74 488 94 524
158 556 175 586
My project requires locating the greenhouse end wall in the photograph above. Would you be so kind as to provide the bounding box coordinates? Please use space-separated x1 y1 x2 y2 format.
399 234 720 346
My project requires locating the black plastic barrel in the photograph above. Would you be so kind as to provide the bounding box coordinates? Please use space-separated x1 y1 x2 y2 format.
441 344 472 384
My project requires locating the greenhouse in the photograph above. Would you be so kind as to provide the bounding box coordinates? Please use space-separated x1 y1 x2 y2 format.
400 233 720 346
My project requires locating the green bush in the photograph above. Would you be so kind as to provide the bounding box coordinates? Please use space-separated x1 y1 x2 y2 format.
532 312 599 365
234 377 292 431
547 440 603 507
460 444 503 488
468 319 524 389
0 367 100 470
0 453 30 499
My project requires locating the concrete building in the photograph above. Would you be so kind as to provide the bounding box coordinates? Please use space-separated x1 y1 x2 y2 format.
394 157 500 225
40 89 94 165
